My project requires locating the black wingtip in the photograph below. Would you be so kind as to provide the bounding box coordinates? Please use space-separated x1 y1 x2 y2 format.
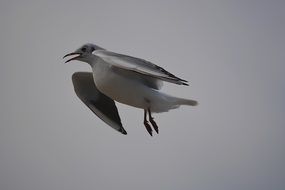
179 78 188 83
180 81 189 86
119 128 127 135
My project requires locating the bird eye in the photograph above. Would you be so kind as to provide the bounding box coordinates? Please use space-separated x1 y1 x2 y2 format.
81 47 87 52
91 47 95 52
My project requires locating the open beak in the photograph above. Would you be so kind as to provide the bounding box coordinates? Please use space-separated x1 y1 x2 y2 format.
63 52 82 63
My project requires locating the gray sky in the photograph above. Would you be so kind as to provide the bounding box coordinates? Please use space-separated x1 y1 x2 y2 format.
0 0 284 190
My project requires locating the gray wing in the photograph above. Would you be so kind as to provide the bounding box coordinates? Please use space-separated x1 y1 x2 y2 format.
72 72 127 135
93 50 189 86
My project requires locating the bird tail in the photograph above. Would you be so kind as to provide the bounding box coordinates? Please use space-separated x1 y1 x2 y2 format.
150 91 198 113
174 97 198 106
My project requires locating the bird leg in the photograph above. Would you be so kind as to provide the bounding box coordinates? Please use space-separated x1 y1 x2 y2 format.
148 109 159 134
144 109 152 136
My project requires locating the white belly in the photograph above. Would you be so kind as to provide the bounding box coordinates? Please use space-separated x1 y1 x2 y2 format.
92 65 151 109
91 62 180 113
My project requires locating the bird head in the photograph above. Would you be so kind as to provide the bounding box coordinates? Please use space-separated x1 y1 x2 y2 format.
63 43 104 63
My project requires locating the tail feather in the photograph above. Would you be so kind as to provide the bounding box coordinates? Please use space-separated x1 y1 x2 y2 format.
175 98 198 106
150 91 198 113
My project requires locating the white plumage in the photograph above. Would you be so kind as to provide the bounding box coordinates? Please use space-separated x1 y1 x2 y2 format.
64 43 197 135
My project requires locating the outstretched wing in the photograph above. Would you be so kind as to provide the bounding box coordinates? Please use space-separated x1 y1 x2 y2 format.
72 72 127 135
93 50 189 86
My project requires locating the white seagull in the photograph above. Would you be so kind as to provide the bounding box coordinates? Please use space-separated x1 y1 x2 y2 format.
63 43 198 136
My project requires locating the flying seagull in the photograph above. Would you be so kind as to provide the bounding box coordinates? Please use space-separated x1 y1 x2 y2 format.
63 43 198 136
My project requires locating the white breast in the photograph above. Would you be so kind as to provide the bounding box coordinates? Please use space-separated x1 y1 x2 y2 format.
91 59 179 113
92 62 149 109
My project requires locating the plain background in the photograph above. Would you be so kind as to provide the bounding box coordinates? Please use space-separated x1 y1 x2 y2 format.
0 1 284 190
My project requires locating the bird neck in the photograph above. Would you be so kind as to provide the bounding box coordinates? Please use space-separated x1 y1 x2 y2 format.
87 55 99 67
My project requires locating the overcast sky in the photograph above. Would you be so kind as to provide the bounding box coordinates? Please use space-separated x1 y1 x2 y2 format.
0 1 284 190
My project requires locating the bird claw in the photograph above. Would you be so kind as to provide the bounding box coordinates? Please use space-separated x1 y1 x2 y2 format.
149 117 159 134
144 121 153 136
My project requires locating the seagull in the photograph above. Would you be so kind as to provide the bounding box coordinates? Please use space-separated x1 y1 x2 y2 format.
63 43 198 136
